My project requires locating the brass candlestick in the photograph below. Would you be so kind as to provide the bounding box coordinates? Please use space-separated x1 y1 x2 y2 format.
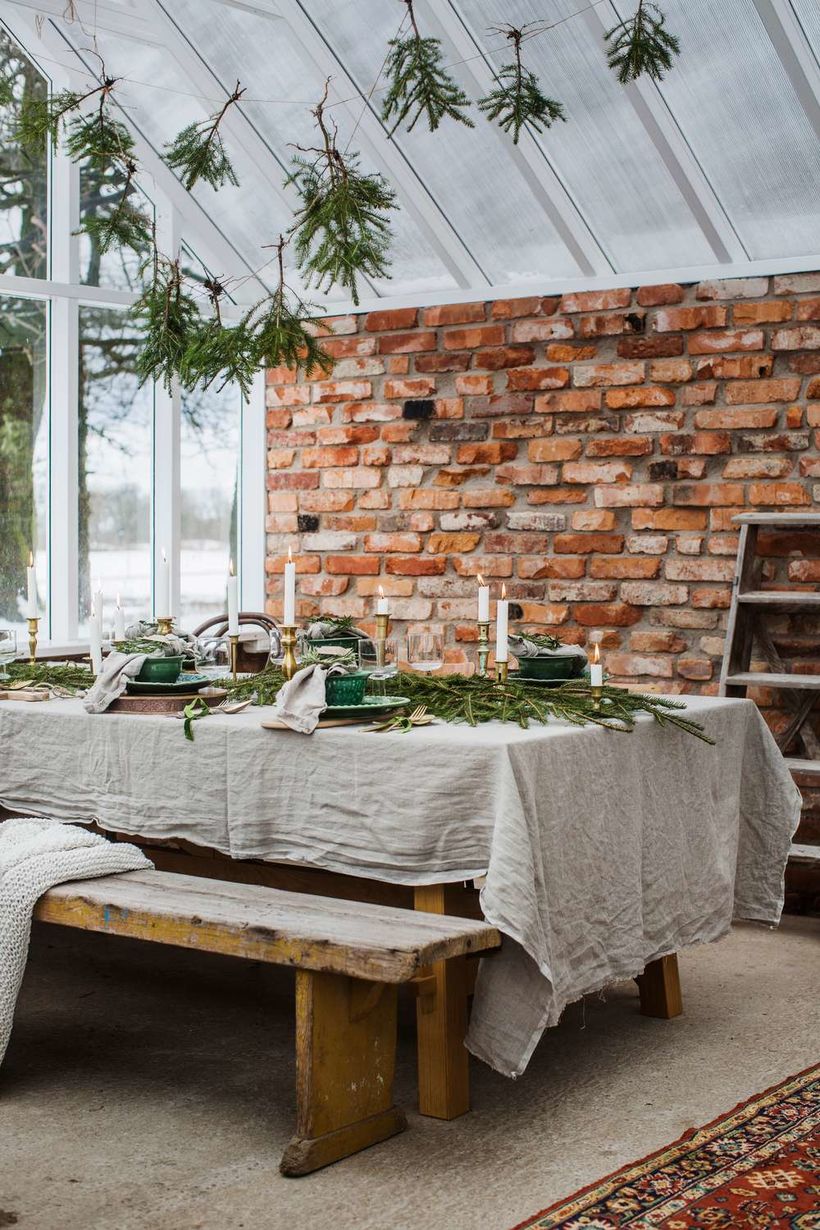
281 625 298 681
375 612 390 667
477 621 490 677
156 616 174 636
591 683 603 713
495 659 508 684
27 616 39 666
229 633 240 681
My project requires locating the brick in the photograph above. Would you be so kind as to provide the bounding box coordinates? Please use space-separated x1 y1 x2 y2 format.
748 482 811 506
620 582 688 606
771 326 820 351
439 512 500 531
325 315 358 335
427 532 482 554
594 484 665 507
343 402 402 423
455 374 494 396
507 366 569 390
507 512 567 532
548 581 618 602
484 532 552 554
300 531 358 552
415 352 471 373
652 608 719 630
529 438 582 462
722 457 792 479
724 378 801 404
617 335 684 359
799 456 820 477
517 557 581 580
510 318 575 343
527 487 588 505
562 460 632 483
457 442 517 465
578 313 632 337
774 273 820 294
733 300 792 324
267 492 298 513
623 412 685 432
443 325 505 350
637 284 684 306
429 421 488 442
696 277 769 300
267 471 320 491
573 603 642 628
356 578 414 597
267 383 311 408
690 589 732 609
301 577 349 598
605 386 676 409
363 532 422 553
687 329 764 354
648 358 692 382
681 383 717 406
590 557 660 579
392 444 451 465
654 305 728 331
385 556 447 576
302 445 359 469
561 289 631 312
573 361 645 387
364 308 418 332
422 302 485 326
607 652 673 678
473 393 534 417
267 447 296 469
585 436 653 457
659 432 731 455
316 425 379 445
665 558 736 581
547 343 598 362
631 508 708 530
453 556 513 577
626 535 669 554
462 489 517 508
789 560 820 582
434 398 464 419
266 553 320 575
632 630 687 653
322 467 382 489
495 463 559 486
677 658 714 681
379 331 437 354
314 379 372 402
386 465 424 488
300 490 355 513
476 345 536 371
554 533 623 554
673 483 746 506
495 420 556 439
572 509 616 530
694 355 774 379
330 357 385 379
321 335 376 359
399 489 460 510
491 296 543 319
292 407 332 427
536 390 602 414
384 377 436 399
694 408 779 430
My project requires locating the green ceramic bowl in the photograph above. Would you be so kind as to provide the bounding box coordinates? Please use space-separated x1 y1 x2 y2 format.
324 671 367 706
137 654 183 684
517 654 585 681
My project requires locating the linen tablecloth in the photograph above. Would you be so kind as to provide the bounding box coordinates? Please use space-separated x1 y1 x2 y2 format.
0 694 800 1076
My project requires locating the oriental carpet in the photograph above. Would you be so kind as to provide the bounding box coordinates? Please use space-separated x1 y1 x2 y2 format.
512 1064 819 1229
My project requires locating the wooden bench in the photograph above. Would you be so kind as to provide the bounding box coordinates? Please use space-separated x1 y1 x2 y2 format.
32 869 500 1175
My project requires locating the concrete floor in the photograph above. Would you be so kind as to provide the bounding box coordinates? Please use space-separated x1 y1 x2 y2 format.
0 916 818 1230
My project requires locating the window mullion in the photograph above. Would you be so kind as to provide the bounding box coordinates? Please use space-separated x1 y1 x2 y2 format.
241 370 267 613
152 191 181 621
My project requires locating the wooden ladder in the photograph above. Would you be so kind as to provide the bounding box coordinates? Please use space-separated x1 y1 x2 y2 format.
719 512 820 866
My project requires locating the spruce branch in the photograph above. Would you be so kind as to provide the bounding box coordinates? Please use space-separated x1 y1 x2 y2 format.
287 84 396 305
179 277 259 399
605 1 680 83
249 236 333 378
478 24 565 144
131 255 203 394
381 0 474 134
164 81 244 191
77 156 151 255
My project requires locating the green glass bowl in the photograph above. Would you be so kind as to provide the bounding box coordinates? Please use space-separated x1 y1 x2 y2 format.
137 655 183 684
517 654 586 681
324 671 367 706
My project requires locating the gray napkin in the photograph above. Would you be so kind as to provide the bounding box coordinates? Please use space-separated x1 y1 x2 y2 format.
82 652 148 714
270 664 330 734
509 635 587 661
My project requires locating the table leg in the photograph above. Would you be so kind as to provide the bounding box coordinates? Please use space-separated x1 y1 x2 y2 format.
413 884 470 1120
280 970 406 1176
636 953 683 1019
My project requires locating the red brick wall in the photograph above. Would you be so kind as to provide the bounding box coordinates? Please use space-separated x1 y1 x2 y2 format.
265 272 820 699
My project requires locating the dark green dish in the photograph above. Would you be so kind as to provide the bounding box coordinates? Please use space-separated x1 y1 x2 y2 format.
126 672 210 695
325 670 368 706
516 654 585 681
137 654 183 683
323 695 410 721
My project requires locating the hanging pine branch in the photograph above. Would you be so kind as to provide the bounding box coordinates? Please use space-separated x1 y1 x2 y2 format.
179 278 259 399
131 255 203 394
605 1 680 83
164 81 244 191
287 84 396 305
382 0 474 134
478 24 565 144
78 156 152 255
249 237 333 377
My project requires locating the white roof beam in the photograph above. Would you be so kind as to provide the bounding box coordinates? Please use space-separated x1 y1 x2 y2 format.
587 3 747 265
278 0 490 291
751 0 820 141
428 0 611 279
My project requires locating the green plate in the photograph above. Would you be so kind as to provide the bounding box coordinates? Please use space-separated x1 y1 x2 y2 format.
125 672 212 696
509 671 586 690
323 694 411 721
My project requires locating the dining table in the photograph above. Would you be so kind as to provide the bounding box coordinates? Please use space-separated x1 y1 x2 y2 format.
0 690 801 1115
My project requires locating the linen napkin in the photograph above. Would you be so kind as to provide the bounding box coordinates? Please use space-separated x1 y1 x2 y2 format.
82 651 148 714
270 663 330 734
509 635 587 663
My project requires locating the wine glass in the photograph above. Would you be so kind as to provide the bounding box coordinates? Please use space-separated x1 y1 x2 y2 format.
359 638 397 698
407 631 443 675
0 629 17 681
195 635 231 679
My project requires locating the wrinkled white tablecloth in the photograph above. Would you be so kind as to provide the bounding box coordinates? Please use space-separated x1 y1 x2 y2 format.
0 694 800 1077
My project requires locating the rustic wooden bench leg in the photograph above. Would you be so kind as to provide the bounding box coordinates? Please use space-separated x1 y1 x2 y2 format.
280 970 407 1176
413 884 470 1120
636 953 683 1019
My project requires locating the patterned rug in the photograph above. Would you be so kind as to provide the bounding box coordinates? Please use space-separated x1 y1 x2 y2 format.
512 1065 820 1229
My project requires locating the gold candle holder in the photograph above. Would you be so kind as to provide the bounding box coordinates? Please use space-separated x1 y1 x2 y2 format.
27 616 39 666
477 621 490 677
375 612 390 667
228 633 240 681
281 625 298 681
156 616 174 636
495 659 508 684
591 683 603 713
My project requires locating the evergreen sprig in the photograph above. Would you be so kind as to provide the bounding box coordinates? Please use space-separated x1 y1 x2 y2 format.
131 256 203 393
382 0 474 134
14 86 84 147
250 240 333 377
605 1 680 83
77 156 152 255
479 25 565 144
287 86 396 304
179 278 259 398
164 81 244 191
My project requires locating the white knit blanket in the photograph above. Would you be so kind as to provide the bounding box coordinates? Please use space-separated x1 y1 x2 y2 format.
0 817 152 1066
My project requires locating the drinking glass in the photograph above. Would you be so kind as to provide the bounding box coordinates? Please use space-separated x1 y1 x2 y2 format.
359 638 397 698
0 630 17 680
195 635 231 679
407 631 443 675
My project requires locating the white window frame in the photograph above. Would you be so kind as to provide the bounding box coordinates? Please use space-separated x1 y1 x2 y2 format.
0 18 266 648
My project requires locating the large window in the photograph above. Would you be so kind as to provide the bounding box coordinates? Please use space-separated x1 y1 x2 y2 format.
0 23 264 647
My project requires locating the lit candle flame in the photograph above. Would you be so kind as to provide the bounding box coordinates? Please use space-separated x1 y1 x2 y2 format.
378 584 385 599
592 642 600 665
28 550 34 568
501 583 507 600
116 593 121 608
288 545 293 564
229 558 235 577
477 574 485 587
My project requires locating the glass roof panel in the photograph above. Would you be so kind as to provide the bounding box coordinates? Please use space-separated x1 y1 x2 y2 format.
655 0 820 259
